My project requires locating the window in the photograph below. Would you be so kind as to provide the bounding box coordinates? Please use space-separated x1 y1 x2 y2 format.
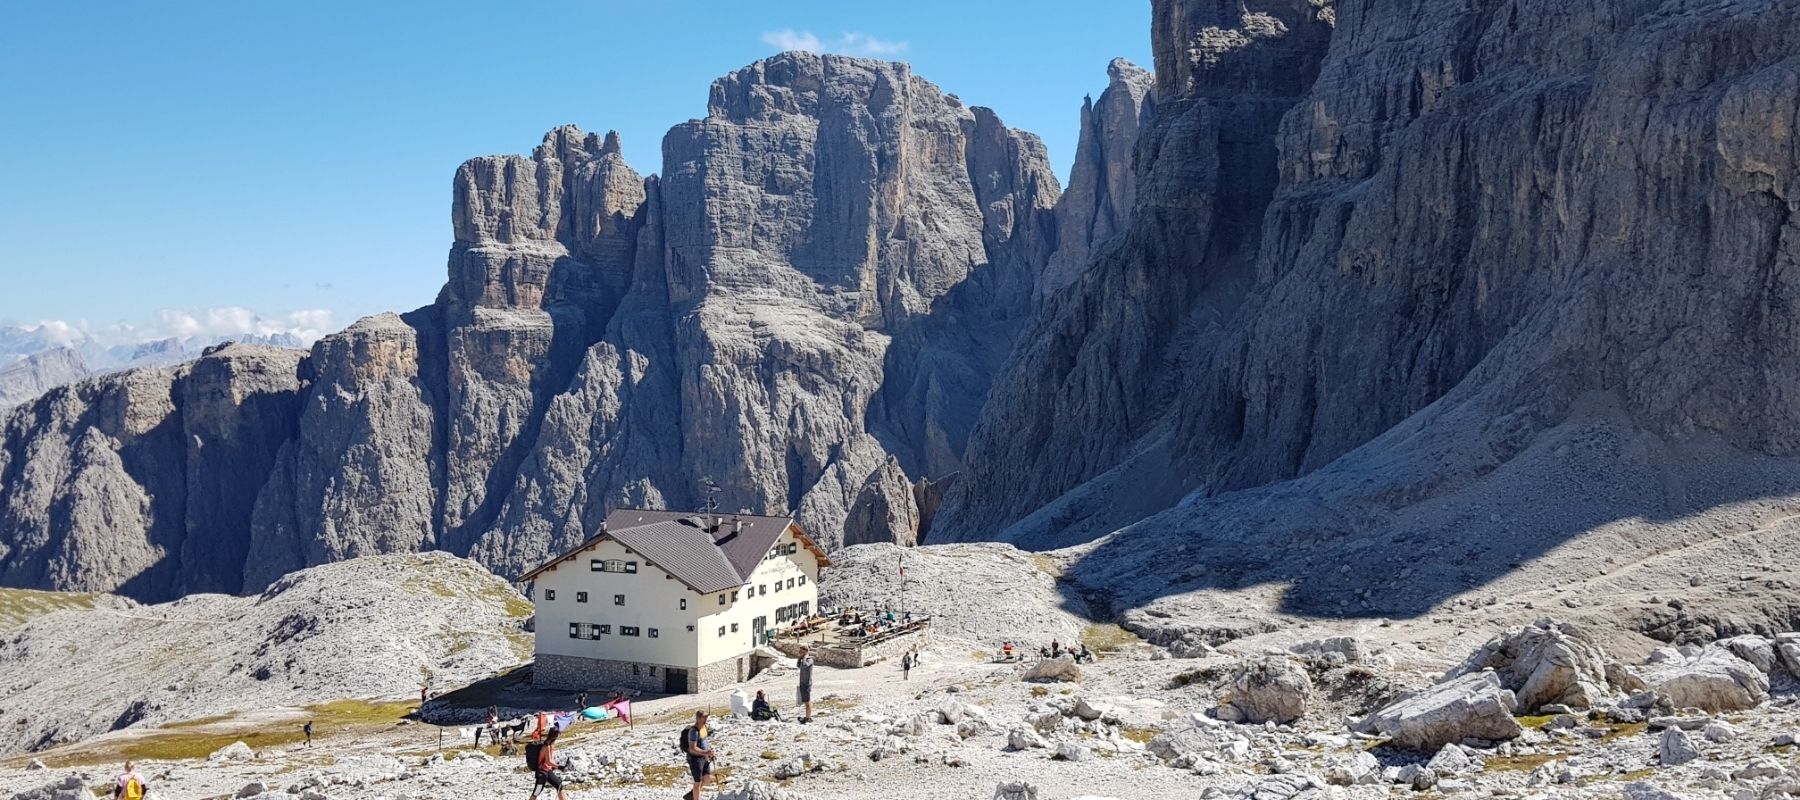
680 598 687 611
649 628 659 638
800 601 810 616
576 591 588 603
758 584 766 596
597 624 612 635
591 559 639 574
614 594 625 606
621 626 640 637
718 626 726 637
730 622 739 632
775 581 783 593
718 593 726 606
787 578 795 589
544 589 556 601
798 575 806 586
570 623 606 640
687 624 696 632
568 622 581 638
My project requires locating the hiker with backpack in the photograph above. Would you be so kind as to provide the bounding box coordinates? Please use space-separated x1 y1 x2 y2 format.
526 726 566 800
303 720 313 747
901 650 914 680
681 710 717 800
111 761 148 800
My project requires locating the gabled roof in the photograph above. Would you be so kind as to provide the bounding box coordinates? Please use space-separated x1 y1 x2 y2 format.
515 508 831 592
606 520 743 593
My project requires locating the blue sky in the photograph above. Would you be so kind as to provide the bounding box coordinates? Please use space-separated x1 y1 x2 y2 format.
0 1 1151 346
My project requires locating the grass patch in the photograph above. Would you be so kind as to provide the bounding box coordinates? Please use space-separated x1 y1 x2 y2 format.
1028 554 1064 579
642 764 733 788
760 751 780 760
1485 752 1563 773
1168 664 1232 689
25 699 416 768
1514 714 1558 729
971 650 991 661
0 587 97 628
1119 726 1158 744
1081 623 1142 653
1597 721 1648 741
1030 687 1049 698
1618 768 1654 781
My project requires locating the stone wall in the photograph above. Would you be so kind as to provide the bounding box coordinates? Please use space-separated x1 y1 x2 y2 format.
535 651 755 695
534 652 673 695
694 655 744 692
780 627 931 670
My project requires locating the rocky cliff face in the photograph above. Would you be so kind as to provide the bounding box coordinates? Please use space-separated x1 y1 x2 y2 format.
0 52 1057 597
934 0 1800 636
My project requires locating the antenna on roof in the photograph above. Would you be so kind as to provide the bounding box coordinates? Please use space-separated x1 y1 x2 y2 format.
701 476 722 532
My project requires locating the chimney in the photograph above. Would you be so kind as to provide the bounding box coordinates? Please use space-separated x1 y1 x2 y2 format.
731 514 742 534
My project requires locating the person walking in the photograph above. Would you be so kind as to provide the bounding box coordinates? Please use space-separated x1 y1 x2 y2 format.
111 762 148 800
683 710 717 800
901 650 913 680
528 726 566 800
303 720 313 748
796 646 815 723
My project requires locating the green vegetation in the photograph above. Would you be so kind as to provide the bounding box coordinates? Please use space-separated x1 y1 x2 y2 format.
1028 554 1064 578
642 764 734 788
23 699 416 768
1080 623 1142 653
1118 726 1158 744
0 587 97 628
1484 752 1563 773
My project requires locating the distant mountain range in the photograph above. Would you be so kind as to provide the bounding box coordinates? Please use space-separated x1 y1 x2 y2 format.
0 326 305 408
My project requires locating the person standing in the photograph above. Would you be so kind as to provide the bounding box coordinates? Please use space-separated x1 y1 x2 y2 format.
901 650 913 680
797 646 815 722
575 691 587 710
683 710 717 800
419 682 429 706
303 720 313 748
111 761 147 800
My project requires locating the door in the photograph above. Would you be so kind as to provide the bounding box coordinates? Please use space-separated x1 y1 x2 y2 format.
664 668 688 694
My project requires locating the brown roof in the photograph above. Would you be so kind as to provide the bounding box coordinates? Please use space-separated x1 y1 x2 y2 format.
515 509 830 591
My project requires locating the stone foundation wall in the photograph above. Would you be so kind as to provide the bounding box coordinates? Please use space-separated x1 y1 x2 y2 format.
534 652 675 695
694 655 743 692
535 652 756 695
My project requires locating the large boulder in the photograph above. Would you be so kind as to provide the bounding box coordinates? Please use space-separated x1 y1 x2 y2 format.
1022 655 1081 683
1657 726 1701 766
1720 635 1779 675
1641 648 1769 712
1774 633 1800 677
1229 657 1312 724
1353 670 1523 751
994 782 1038 800
1446 618 1644 712
8 776 89 800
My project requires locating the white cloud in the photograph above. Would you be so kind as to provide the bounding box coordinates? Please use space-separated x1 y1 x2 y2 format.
25 306 341 348
25 319 92 346
760 29 909 58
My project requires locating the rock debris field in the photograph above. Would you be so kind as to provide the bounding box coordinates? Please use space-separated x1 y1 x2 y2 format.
0 546 1797 800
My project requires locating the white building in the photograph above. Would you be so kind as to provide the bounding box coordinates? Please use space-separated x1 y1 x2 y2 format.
520 509 829 694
